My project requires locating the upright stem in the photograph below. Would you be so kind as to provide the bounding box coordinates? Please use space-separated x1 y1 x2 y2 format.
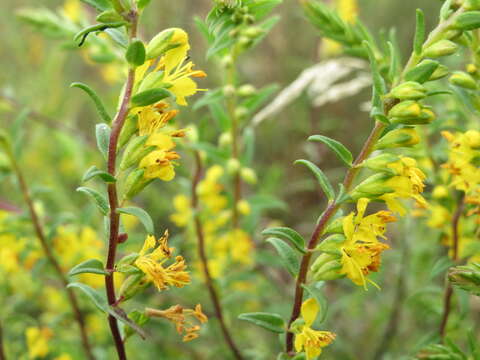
191 151 244 360
5 146 95 360
439 194 464 340
285 121 386 353
104 11 138 360
0 320 6 360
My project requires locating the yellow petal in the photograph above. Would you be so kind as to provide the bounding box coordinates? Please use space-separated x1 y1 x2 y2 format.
301 298 319 327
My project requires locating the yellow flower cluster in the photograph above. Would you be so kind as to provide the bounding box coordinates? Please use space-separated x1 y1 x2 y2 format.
146 304 208 342
171 165 254 278
134 231 191 291
294 298 336 360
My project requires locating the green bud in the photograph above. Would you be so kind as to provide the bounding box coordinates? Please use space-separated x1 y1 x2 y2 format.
0 129 10 150
240 167 257 184
118 253 140 267
454 11 480 30
423 40 458 58
221 55 234 68
312 259 343 282
0 152 11 173
119 274 149 302
314 234 345 255
429 64 449 80
118 115 139 148
123 169 152 199
448 263 480 296
361 153 400 174
390 81 427 100
96 10 123 23
218 132 232 147
237 84 256 97
120 135 151 170
145 28 187 60
234 106 249 119
223 84 236 97
350 173 394 199
391 107 435 125
227 158 241 174
465 0 480 10
405 59 439 83
449 71 478 89
242 26 263 39
388 100 422 118
375 127 420 149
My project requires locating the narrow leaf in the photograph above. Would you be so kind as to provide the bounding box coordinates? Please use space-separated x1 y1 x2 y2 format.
67 282 108 312
95 123 111 160
80 0 112 11
108 306 147 340
414 9 425 56
117 206 154 234
295 159 335 200
362 40 386 95
69 259 109 276
308 135 353 167
266 237 300 277
131 88 172 107
74 22 126 46
126 39 146 67
77 187 110 215
82 165 116 183
261 227 306 254
238 312 285 333
71 82 112 123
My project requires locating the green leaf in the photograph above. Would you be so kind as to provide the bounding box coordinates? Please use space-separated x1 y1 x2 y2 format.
363 40 386 95
82 165 116 183
67 282 108 312
131 88 172 107
77 187 110 215
238 312 285 333
261 227 306 254
414 9 425 56
96 10 123 23
440 0 453 20
96 123 111 160
294 159 335 201
405 59 439 83
302 283 329 323
69 259 109 276
137 0 152 10
117 207 154 234
71 82 112 123
108 306 147 340
308 135 353 167
266 237 300 276
454 11 480 30
123 310 150 341
80 0 112 11
126 39 146 67
74 22 126 46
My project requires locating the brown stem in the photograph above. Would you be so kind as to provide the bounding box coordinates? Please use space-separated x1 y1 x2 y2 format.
191 151 244 360
5 147 95 360
285 120 387 353
0 320 6 360
104 11 138 360
439 194 464 340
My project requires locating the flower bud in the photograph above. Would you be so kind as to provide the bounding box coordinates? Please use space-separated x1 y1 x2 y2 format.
234 106 249 119
375 127 420 149
388 100 421 118
227 158 241 174
405 59 439 83
240 167 257 184
218 132 232 147
423 40 458 58
350 173 394 199
119 274 148 302
123 169 152 199
449 71 478 89
448 264 480 296
237 200 251 215
361 153 400 174
223 85 236 97
432 185 449 199
467 63 477 74
242 26 263 39
390 81 427 100
221 55 234 68
465 0 480 10
146 28 188 60
237 84 256 97
465 129 480 148
120 135 151 170
429 64 449 80
186 126 198 143
453 11 480 31
311 255 342 282
118 115 139 148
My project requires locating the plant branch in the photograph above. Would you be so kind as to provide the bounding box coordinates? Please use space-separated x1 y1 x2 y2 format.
439 193 465 340
0 320 6 360
104 10 138 360
191 150 245 360
5 145 95 360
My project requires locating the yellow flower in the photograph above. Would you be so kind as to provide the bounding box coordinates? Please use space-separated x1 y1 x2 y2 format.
380 156 427 215
134 231 190 290
54 355 73 360
62 0 81 22
294 298 336 359
139 133 180 181
137 102 179 136
170 194 193 227
26 327 53 359
338 198 394 289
